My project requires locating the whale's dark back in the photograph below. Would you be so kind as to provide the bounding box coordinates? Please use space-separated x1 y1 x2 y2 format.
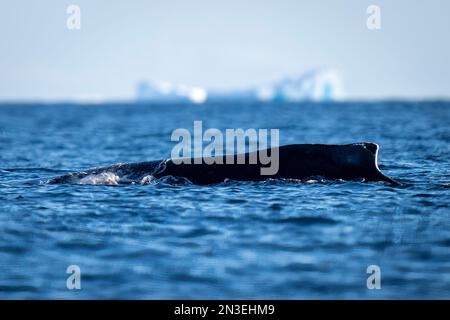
156 143 397 184
47 143 397 185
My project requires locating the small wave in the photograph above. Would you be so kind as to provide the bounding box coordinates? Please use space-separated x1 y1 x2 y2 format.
47 175 368 187
152 175 193 186
275 216 339 226
2 167 67 173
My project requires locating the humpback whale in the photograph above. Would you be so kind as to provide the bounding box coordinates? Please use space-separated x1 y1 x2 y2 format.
47 142 398 185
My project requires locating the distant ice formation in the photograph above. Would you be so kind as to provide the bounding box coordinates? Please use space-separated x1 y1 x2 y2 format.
255 69 345 102
136 80 207 104
136 69 344 104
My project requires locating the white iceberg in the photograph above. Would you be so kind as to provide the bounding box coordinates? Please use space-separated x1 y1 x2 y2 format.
253 68 344 102
136 80 207 104
136 69 344 104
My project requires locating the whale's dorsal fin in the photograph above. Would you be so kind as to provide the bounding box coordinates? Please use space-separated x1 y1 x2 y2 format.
358 142 399 185
362 142 378 155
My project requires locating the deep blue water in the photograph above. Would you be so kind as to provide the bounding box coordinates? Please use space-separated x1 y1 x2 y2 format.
0 101 449 299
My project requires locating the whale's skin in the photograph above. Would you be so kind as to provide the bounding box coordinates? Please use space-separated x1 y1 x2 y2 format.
47 161 163 184
47 143 398 185
155 142 397 184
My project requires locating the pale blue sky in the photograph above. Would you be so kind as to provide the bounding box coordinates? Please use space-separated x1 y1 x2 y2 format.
1 0 449 101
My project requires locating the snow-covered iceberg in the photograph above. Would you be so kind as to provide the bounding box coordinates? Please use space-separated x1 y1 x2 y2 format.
136 69 344 104
136 80 207 104
254 69 344 102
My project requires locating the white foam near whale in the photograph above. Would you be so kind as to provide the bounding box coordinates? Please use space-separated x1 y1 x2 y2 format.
78 172 121 185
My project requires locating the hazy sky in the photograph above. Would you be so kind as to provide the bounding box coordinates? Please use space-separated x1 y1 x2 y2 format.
1 0 449 101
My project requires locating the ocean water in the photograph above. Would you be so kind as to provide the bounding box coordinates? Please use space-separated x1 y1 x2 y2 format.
0 101 449 299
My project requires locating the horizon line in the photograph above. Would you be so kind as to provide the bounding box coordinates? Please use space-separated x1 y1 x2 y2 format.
0 97 450 105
